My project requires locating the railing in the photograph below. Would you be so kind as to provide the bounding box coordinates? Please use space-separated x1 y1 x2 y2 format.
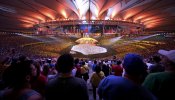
34 20 144 29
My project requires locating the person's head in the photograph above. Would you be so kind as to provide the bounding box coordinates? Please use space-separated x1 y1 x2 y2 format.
3 60 36 88
56 53 74 73
95 65 101 73
33 60 41 78
74 58 79 65
117 60 122 65
42 64 50 76
152 55 161 63
158 49 175 69
113 56 116 59
94 60 97 64
19 55 28 62
123 53 147 77
81 61 86 66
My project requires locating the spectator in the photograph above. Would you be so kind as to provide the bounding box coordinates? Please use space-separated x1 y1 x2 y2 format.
92 60 97 72
111 60 123 76
31 61 47 96
123 53 148 84
80 61 89 82
0 60 43 100
45 53 89 100
143 49 175 100
98 53 156 100
74 58 81 78
101 61 111 77
90 65 105 100
148 55 165 73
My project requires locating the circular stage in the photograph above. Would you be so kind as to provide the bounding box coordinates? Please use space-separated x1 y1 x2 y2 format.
71 44 107 55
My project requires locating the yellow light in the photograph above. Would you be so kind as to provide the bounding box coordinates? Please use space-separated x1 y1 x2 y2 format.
22 24 33 28
21 17 39 23
43 12 55 20
61 10 67 18
20 19 35 24
124 13 134 20
35 15 45 21
95 9 99 18
46 13 55 20
111 10 117 18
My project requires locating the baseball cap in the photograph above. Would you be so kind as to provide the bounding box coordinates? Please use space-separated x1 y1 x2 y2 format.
123 53 146 76
158 49 175 63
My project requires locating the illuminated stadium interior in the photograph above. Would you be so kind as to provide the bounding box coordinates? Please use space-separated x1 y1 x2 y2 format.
0 0 175 59
1 1 175 100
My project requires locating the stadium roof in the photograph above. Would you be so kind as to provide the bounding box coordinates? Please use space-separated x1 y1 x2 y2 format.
0 0 175 31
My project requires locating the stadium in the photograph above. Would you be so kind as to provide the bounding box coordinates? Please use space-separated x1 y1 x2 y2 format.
0 0 175 60
0 0 175 100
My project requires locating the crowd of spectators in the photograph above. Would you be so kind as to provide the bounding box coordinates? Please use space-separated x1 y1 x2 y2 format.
0 32 175 100
0 48 174 100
